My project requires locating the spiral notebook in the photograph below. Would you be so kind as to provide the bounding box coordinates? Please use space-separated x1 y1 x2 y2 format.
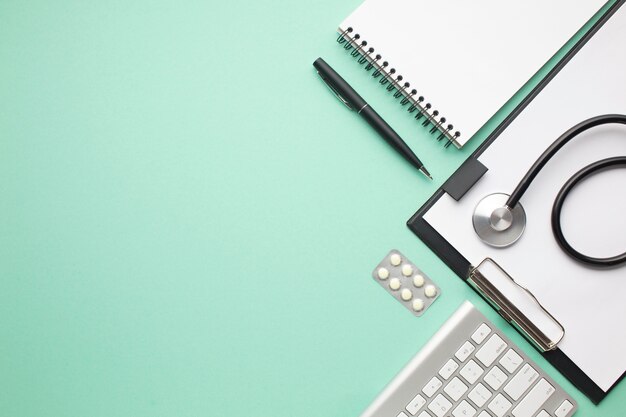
337 0 606 148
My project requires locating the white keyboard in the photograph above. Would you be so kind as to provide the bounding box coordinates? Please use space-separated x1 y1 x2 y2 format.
359 301 576 417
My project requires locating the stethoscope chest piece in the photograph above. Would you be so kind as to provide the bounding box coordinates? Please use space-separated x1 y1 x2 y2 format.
473 193 526 248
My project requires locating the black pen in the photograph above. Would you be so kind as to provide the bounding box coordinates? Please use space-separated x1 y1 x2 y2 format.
313 57 432 180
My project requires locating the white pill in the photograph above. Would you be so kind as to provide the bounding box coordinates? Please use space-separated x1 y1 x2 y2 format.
401 288 413 301
412 298 425 312
389 277 401 291
377 267 389 280
401 264 413 276
413 274 425 287
424 285 437 298
390 253 402 266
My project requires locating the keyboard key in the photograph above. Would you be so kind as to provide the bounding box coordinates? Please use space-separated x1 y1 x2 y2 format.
428 394 453 417
452 400 476 417
504 364 539 400
475 334 507 367
477 412 491 417
459 359 483 384
484 366 508 390
455 341 475 362
444 377 468 401
471 323 491 344
468 382 491 407
488 393 512 417
439 358 459 380
499 349 523 373
397 412 408 417
422 376 443 398
536 411 550 417
406 393 426 415
512 378 555 417
555 399 574 417
417 412 431 417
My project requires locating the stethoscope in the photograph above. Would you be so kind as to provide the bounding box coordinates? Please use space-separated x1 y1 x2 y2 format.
472 114 626 268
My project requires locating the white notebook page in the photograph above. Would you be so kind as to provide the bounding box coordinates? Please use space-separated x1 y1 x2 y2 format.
424 3 626 392
340 0 606 146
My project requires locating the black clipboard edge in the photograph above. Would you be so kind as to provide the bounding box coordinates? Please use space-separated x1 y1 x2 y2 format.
407 190 471 279
544 350 605 404
407 0 625 404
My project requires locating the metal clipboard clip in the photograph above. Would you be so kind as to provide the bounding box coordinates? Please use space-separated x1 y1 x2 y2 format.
468 258 565 352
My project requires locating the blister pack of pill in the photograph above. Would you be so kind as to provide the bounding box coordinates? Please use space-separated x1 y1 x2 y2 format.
372 249 440 316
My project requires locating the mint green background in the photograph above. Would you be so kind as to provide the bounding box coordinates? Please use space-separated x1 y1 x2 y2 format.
0 1 622 416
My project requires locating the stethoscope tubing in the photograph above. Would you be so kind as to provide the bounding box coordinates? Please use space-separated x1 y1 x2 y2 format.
506 114 626 209
505 114 626 268
551 156 626 268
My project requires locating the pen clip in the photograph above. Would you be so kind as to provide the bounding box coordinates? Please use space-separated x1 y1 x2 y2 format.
317 72 354 111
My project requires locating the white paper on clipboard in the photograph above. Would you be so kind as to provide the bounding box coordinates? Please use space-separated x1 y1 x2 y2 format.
424 4 626 392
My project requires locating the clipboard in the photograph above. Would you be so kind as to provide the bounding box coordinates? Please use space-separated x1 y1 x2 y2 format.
407 0 626 404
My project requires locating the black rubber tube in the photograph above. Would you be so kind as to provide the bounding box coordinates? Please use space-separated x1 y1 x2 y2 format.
504 114 626 268
551 156 626 268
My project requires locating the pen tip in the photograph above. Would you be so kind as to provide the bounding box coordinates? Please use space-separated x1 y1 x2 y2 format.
420 166 433 180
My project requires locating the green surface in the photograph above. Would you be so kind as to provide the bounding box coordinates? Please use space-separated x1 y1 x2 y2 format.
0 1 622 416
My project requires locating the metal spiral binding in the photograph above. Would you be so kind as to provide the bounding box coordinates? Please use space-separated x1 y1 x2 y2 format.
337 27 461 148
